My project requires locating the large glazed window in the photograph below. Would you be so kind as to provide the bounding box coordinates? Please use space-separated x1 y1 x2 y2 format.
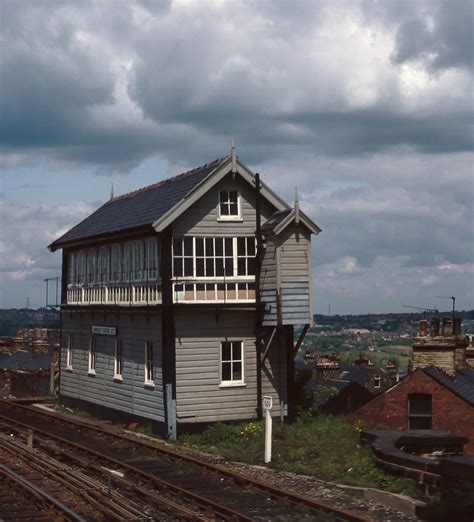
407 393 432 429
220 341 244 385
68 237 160 284
172 237 255 278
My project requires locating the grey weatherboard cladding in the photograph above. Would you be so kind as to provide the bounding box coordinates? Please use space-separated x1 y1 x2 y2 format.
49 157 229 249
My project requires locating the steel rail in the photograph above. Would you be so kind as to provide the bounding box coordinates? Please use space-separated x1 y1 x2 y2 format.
0 463 86 522
1 399 368 521
0 436 149 521
0 411 253 522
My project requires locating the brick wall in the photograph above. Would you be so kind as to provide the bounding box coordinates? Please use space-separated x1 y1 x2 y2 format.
355 369 474 455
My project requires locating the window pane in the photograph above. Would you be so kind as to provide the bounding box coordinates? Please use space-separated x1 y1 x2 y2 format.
229 202 238 215
196 258 205 276
173 238 182 256
205 258 214 277
233 362 242 380
220 203 229 216
195 238 204 256
224 238 233 255
184 258 193 276
216 258 224 276
222 362 231 381
174 258 183 277
222 342 231 361
183 237 193 256
237 237 246 256
409 395 432 415
237 258 246 275
409 417 432 429
229 191 238 204
205 238 214 256
225 258 233 275
219 190 227 202
247 238 255 256
247 258 255 275
215 238 223 256
232 342 241 360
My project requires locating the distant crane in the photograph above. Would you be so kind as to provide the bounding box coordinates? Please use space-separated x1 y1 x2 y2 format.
402 305 439 316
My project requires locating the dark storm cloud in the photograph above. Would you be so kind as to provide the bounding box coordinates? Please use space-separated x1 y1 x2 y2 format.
391 0 474 72
0 0 472 170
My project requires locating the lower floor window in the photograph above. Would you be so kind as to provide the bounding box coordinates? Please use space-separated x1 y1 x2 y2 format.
408 393 432 429
88 336 96 374
66 334 73 369
220 341 244 384
114 338 123 378
145 341 154 383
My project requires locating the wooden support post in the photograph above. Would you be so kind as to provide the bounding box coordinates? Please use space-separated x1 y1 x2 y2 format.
292 324 309 359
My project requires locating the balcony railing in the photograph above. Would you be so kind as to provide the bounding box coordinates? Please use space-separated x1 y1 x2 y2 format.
66 269 162 306
172 279 255 303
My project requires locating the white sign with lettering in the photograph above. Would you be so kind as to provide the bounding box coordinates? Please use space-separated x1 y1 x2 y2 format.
263 396 273 411
92 326 117 336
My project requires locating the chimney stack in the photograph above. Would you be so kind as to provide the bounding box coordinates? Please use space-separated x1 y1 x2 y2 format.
412 318 469 376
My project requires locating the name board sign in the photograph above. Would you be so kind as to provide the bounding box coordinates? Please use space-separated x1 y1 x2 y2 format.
92 326 116 336
263 396 273 411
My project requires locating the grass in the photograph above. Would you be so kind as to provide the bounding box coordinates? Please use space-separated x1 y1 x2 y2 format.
180 413 422 499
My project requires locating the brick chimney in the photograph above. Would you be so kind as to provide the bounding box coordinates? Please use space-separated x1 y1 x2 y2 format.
412 317 470 376
466 335 474 368
314 353 341 380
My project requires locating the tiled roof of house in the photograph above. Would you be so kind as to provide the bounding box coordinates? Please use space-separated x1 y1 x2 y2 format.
423 366 474 406
49 156 229 250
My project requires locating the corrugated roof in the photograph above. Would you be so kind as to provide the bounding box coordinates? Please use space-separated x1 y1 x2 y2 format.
423 366 474 406
49 156 229 250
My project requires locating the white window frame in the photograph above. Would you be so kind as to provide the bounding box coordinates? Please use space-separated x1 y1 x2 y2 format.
373 375 381 389
219 340 245 387
114 338 123 381
144 341 154 387
172 237 255 279
217 190 242 221
66 334 73 371
88 336 96 375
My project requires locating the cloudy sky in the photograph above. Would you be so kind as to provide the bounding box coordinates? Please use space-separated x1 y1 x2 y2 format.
0 0 473 313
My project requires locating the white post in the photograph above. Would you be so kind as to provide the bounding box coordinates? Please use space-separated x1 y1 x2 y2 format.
263 395 273 463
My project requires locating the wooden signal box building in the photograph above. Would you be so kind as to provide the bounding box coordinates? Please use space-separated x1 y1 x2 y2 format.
49 147 320 439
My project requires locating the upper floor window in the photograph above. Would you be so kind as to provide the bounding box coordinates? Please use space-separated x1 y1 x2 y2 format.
173 237 255 278
373 375 381 389
407 393 432 429
68 237 159 285
218 190 240 220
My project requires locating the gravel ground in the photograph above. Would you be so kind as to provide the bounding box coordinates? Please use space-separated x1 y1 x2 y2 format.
178 444 422 522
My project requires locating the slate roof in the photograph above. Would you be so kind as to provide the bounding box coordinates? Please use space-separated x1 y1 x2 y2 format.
261 209 292 232
49 156 229 250
423 366 474 407
339 363 381 385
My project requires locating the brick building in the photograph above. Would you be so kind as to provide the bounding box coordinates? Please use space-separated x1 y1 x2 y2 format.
355 318 474 455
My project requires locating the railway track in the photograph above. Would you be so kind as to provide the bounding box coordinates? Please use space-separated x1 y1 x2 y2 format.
0 400 368 521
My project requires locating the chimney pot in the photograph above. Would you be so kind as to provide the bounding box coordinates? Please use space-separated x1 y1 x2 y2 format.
431 318 440 336
442 318 453 337
419 319 428 337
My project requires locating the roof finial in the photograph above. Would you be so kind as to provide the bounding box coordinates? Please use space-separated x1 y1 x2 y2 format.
294 186 300 224
110 183 114 201
231 137 237 173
